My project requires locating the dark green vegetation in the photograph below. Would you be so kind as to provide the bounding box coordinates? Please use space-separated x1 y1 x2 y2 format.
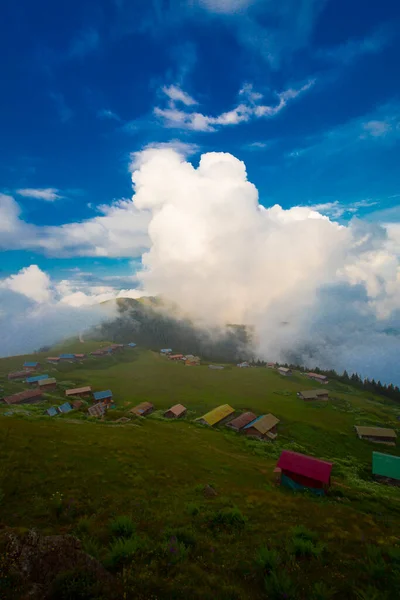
91 297 253 363
1 342 399 598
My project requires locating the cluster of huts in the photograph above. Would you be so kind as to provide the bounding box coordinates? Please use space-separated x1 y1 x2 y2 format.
160 349 200 366
90 343 137 357
2 349 399 491
194 404 281 441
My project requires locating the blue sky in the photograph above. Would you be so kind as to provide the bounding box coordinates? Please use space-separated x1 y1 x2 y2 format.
1 0 400 284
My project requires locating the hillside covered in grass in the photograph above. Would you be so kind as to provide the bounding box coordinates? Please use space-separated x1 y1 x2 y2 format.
1 341 399 599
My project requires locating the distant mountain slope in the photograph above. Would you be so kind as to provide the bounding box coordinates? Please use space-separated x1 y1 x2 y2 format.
92 297 253 362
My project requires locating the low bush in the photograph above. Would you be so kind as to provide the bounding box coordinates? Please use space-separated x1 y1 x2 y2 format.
210 506 247 529
164 526 197 549
74 516 93 536
387 545 400 564
106 537 139 571
290 524 318 542
255 546 281 573
356 586 388 600
162 536 189 564
110 515 135 539
186 502 201 516
81 535 102 560
264 570 298 599
290 537 325 558
312 581 336 599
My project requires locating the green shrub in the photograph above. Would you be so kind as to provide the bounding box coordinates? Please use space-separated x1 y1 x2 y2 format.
106 537 139 571
186 502 201 516
290 524 318 542
255 546 281 573
81 535 102 559
289 535 325 559
387 546 400 564
366 545 382 561
162 536 189 564
312 581 336 599
356 586 388 600
74 516 93 536
210 506 247 529
164 527 197 549
110 515 135 539
264 570 298 599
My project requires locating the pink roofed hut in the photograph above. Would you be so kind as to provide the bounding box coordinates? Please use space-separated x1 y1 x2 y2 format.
164 404 187 419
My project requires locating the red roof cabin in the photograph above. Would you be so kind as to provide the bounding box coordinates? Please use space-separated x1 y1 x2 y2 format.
306 372 328 384
164 404 187 418
8 370 34 380
169 354 184 361
1 389 43 405
226 411 257 432
46 357 60 364
74 354 86 359
276 450 333 496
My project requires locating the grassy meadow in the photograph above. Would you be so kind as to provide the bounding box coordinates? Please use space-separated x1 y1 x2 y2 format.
1 342 399 599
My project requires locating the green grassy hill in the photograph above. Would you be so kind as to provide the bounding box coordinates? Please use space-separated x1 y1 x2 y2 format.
1 341 399 599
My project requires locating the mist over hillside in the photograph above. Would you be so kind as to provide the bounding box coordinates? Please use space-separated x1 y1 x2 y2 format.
86 297 254 363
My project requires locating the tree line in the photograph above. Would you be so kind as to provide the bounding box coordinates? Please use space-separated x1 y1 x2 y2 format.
247 359 400 404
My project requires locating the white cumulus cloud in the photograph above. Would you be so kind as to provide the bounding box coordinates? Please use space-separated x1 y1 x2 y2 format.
129 148 400 383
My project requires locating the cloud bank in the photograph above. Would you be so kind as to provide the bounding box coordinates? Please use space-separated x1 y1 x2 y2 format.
1 148 399 383
130 148 399 383
0 265 146 357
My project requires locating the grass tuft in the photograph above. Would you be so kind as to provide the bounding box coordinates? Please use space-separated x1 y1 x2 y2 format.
105 537 139 571
109 515 135 539
264 570 298 599
209 506 247 529
255 546 281 573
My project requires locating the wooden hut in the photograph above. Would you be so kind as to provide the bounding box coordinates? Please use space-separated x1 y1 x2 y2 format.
130 402 154 417
65 386 92 398
8 370 34 380
277 367 292 376
298 389 329 401
242 414 280 439
196 404 235 427
276 450 333 496
226 411 257 432
355 426 397 446
93 390 113 405
26 374 49 386
88 403 106 418
1 389 43 406
23 361 39 371
164 404 187 419
306 373 328 384
38 378 57 391
59 354 76 361
46 357 60 364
